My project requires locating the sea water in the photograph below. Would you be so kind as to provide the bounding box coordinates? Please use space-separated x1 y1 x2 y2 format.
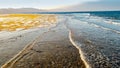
65 11 120 68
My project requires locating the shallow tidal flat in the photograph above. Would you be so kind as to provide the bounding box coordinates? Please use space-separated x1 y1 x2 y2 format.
0 14 84 68
3 19 85 68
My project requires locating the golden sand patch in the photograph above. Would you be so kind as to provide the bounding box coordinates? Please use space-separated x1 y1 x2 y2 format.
0 14 57 31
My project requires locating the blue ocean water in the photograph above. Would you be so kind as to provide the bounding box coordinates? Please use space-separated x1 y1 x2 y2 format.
27 11 120 20
90 11 120 20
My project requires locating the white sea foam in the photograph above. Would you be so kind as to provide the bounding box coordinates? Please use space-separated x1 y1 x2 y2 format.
64 17 91 68
68 30 91 68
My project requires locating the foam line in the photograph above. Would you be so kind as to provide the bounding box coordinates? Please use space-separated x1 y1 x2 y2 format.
68 30 91 68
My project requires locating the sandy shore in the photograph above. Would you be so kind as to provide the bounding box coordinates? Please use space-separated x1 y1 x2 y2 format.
0 16 85 68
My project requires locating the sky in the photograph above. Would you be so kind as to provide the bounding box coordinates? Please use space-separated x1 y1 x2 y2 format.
0 0 120 11
56 0 120 11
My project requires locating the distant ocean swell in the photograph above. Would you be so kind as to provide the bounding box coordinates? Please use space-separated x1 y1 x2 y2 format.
73 12 120 34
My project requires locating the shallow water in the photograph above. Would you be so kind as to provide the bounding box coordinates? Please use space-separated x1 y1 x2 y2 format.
64 13 120 68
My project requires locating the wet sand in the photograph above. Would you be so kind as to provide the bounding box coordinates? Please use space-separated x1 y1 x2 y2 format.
1 18 85 68
0 27 50 67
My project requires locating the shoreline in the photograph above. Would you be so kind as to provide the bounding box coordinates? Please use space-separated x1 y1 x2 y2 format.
1 18 85 68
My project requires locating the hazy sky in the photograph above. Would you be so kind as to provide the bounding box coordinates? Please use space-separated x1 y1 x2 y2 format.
0 0 98 9
57 0 120 11
0 0 120 11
